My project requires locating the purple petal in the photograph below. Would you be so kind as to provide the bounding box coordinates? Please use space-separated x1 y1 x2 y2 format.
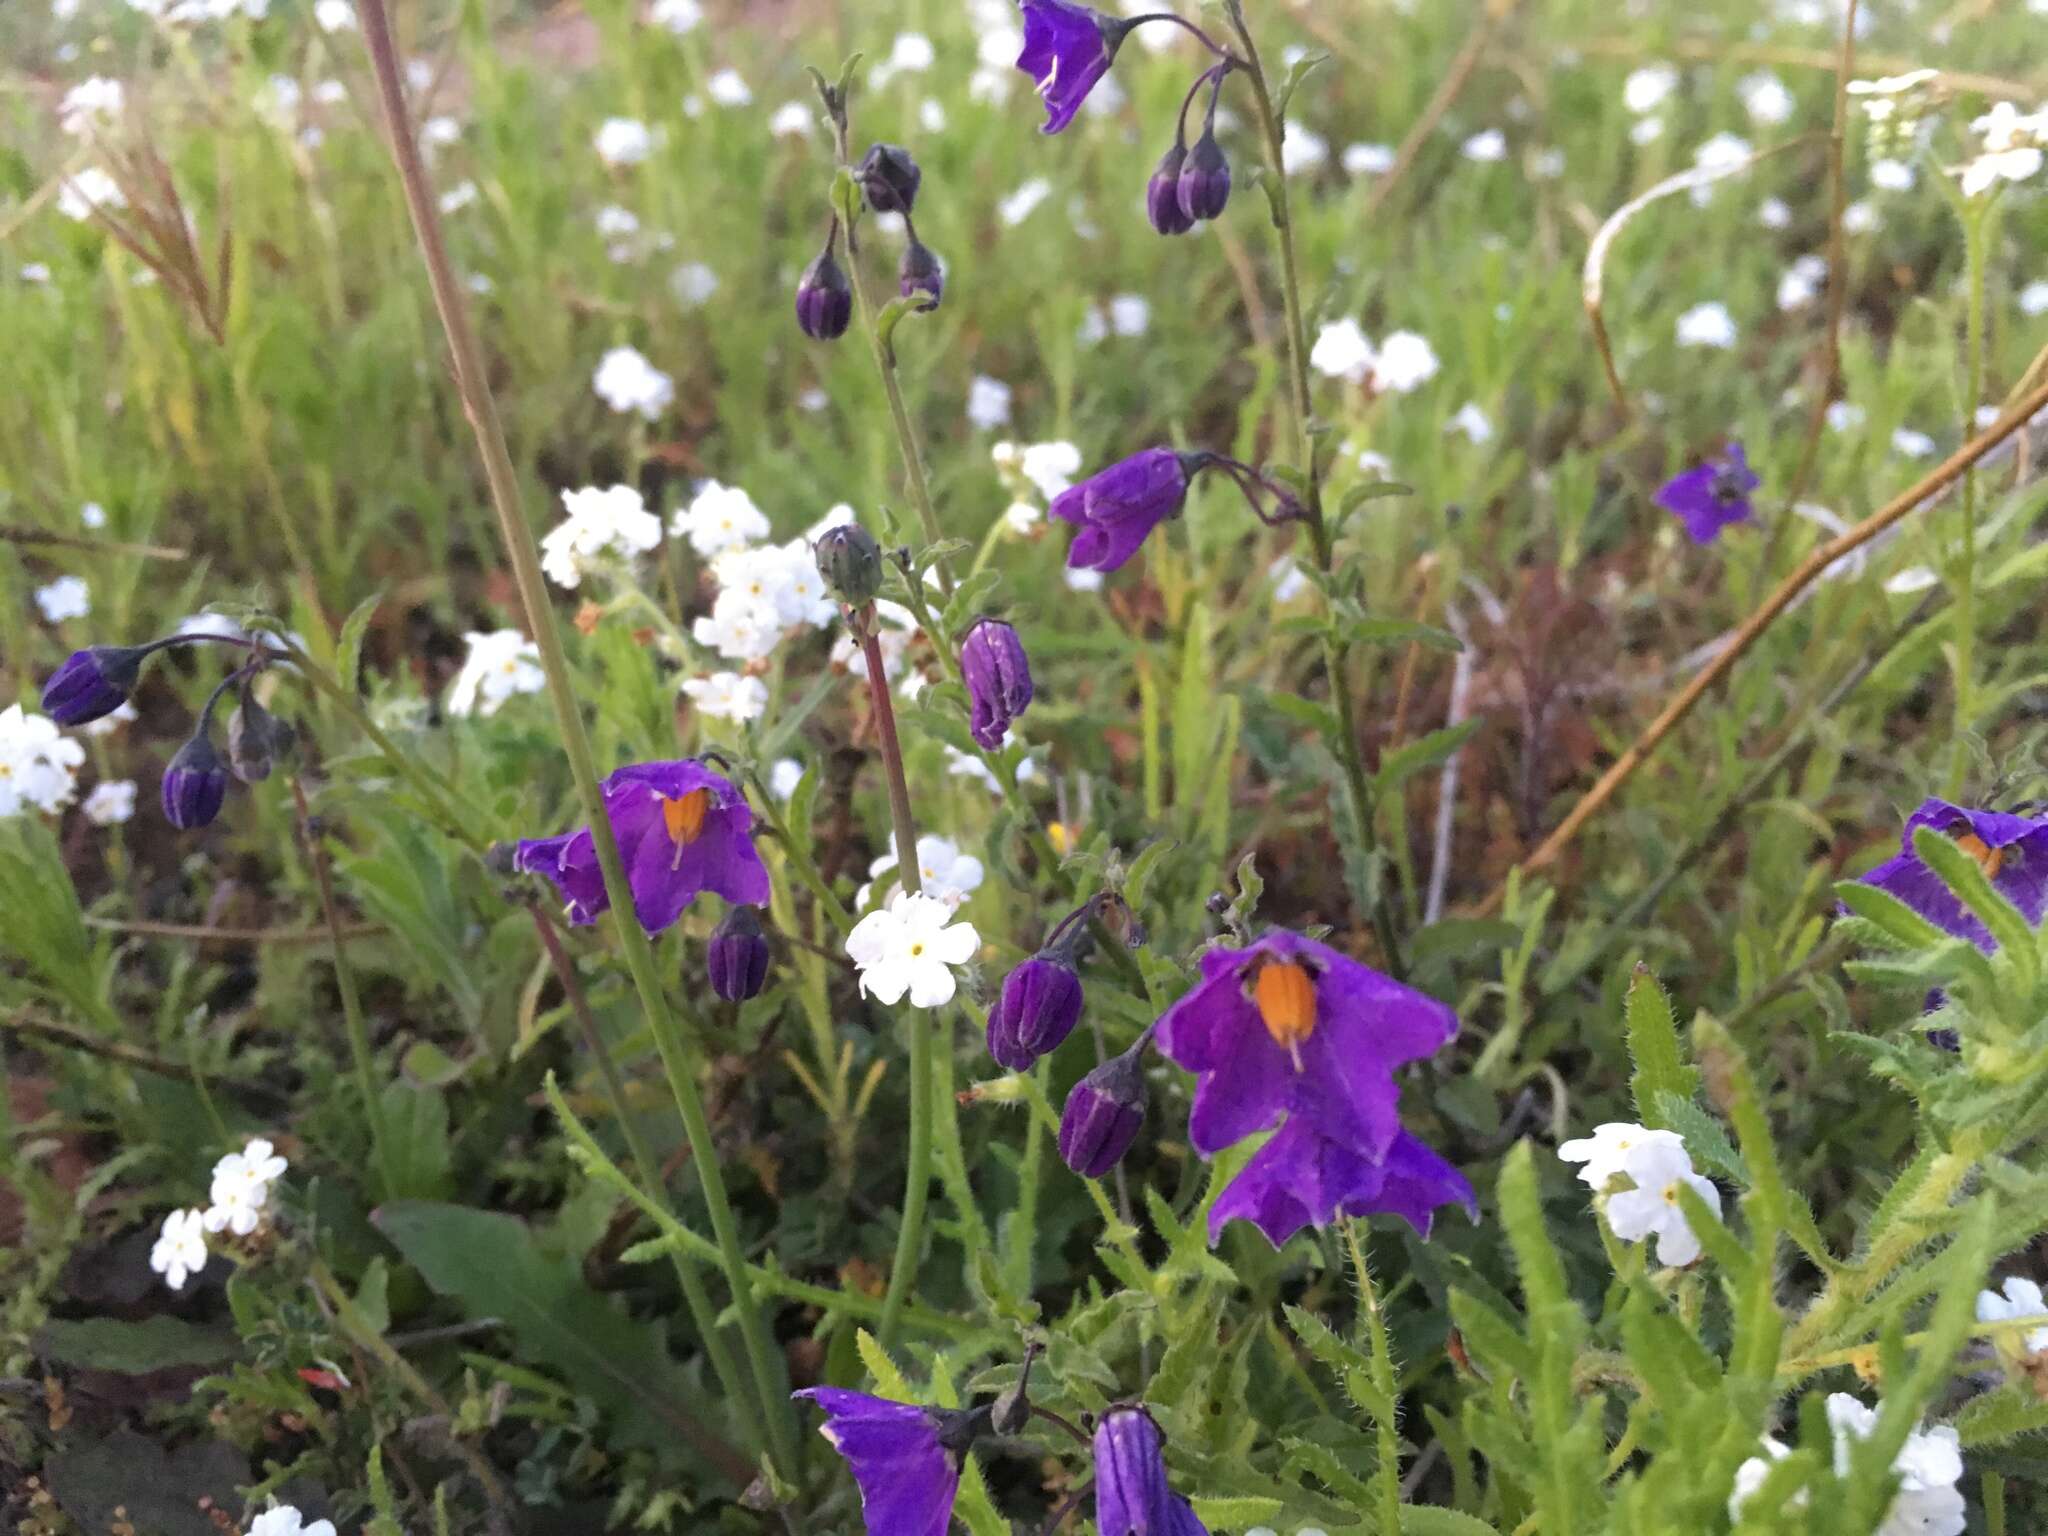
795 1388 960 1536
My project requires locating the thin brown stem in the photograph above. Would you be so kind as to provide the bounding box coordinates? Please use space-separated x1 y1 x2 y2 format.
0 525 188 561
3 1007 285 1100
1365 0 1522 220
83 915 383 947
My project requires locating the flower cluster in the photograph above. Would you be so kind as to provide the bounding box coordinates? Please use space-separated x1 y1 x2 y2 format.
447 629 545 718
1729 1393 1964 1536
1559 1121 1721 1266
795 130 944 339
541 483 664 590
1960 99 2047 197
0 703 85 818
149 1138 290 1292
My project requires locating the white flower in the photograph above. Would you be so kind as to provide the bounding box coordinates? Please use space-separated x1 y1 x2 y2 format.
1624 64 1679 116
1824 1396 1966 1536
769 758 805 800
1842 199 1878 233
1310 318 1376 383
674 480 771 557
1870 157 1916 191
80 502 106 529
202 1179 268 1237
671 261 719 306
541 483 663 589
35 575 90 624
1558 1122 1688 1190
312 78 347 106
1002 500 1043 535
2023 280 2048 317
1629 115 1665 146
1269 556 1310 603
1691 131 1752 190
1530 147 1566 179
1372 331 1439 394
1676 301 1737 349
681 671 768 723
831 600 915 680
1885 565 1940 595
439 180 478 215
968 376 1013 430
1283 127 1330 174
58 167 125 221
769 100 813 137
998 177 1052 227
1892 427 1937 458
1109 294 1151 337
419 115 460 148
149 1208 208 1291
1343 141 1396 176
694 593 780 662
1018 441 1082 500
313 0 353 27
594 116 654 166
845 890 980 1008
1446 402 1493 444
920 99 947 133
1825 400 1866 433
592 345 673 419
1759 196 1792 229
83 780 137 825
871 30 934 87
1961 143 2044 197
214 1137 288 1193
60 76 124 134
1599 1136 1721 1266
1461 128 1506 163
1739 71 1793 125
1976 1276 2048 1353
448 629 544 717
863 834 985 911
1065 566 1105 592
1728 1437 1797 1522
595 203 640 239
706 68 752 107
648 0 701 33
0 705 85 818
1778 253 1827 311
249 1507 338 1536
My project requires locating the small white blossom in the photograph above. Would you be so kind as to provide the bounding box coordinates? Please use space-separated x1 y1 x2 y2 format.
1310 318 1376 383
1109 294 1151 337
60 76 125 134
35 575 90 624
80 502 107 529
2021 280 2048 316
249 1508 339 1536
1629 115 1665 146
1870 157 1916 191
1841 199 1878 233
671 261 719 307
1976 1276 2048 1354
1372 331 1439 394
1960 103 2046 196
769 100 813 137
648 0 701 33
591 345 674 419
150 1208 209 1291
1563 1124 1720 1266
313 0 353 28
1065 566 1105 592
862 834 985 911
1283 127 1330 174
0 705 85 818
1777 253 1827 311
83 779 137 825
419 115 460 149
998 177 1052 227
594 116 654 166
1269 556 1311 603
968 376 1014 431
1002 500 1043 535
1446 402 1494 444
706 68 752 107
1676 301 1737 349
1461 128 1506 163
846 890 980 1008
871 31 935 87
1343 141 1396 176
541 484 663 589
1624 64 1679 116
1825 400 1867 433
674 480 771 557
448 630 544 717
1018 441 1082 500
1821 1396 1966 1536
1892 427 1937 458
1739 71 1793 125
58 167 125 221
769 758 805 800
84 702 138 741
1689 132 1751 202
1759 196 1793 229
681 670 768 722
1530 147 1566 179
439 180 479 214
1558 1122 1688 1190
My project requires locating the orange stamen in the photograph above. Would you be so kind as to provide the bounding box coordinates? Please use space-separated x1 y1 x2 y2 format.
1254 960 1317 1070
1956 830 2005 879
660 788 712 864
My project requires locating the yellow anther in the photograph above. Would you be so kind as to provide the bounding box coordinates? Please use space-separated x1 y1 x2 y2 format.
1254 960 1317 1069
660 788 712 863
1955 831 2005 879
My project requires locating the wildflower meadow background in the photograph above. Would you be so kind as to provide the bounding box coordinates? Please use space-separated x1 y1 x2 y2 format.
5 0 2048 1530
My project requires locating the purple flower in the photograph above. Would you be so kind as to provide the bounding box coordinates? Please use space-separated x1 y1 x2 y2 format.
1016 0 1130 135
960 618 1033 750
1655 442 1759 543
1059 1045 1147 1176
794 1387 977 1536
707 905 772 1001
1094 1407 1209 1536
1147 145 1194 235
41 645 146 727
161 731 230 830
1209 1118 1476 1248
515 759 769 934
1050 447 1192 573
1154 929 1457 1159
1853 797 2048 951
989 953 1083 1069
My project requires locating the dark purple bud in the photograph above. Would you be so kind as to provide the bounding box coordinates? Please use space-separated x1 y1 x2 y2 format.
226 693 295 784
1058 1044 1146 1177
795 244 853 340
707 905 772 1001
160 730 230 830
814 521 884 606
987 953 1082 1070
1146 143 1195 236
858 142 923 215
1048 447 1194 574
959 618 1032 750
1177 130 1231 222
899 238 944 312
40 645 146 727
1095 1406 1207 1536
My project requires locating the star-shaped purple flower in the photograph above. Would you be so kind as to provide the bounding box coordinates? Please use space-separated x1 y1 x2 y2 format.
794 1387 972 1536
515 759 769 934
1208 1118 1476 1248
1094 1407 1210 1536
1050 447 1192 573
1154 929 1457 1160
1016 0 1130 134
1654 442 1759 543
1853 797 2048 951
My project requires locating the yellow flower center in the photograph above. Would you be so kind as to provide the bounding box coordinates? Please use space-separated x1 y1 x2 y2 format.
660 788 712 869
1254 960 1317 1070
1956 830 2005 879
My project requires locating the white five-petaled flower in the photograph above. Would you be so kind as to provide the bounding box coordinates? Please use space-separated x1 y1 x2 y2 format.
1960 101 2047 197
1559 1120 1720 1266
846 890 980 1008
541 483 663 589
448 630 544 718
1372 330 1440 394
768 758 805 800
1310 317 1376 383
1976 1275 2048 1354
591 345 674 420
57 166 125 221
249 1506 339 1536
648 0 701 33
1461 128 1506 163
35 575 90 624
861 834 986 912
1739 71 1793 126
594 116 655 166
1623 63 1678 117
706 68 752 107
84 780 137 825
967 376 1013 431
150 1208 209 1291
674 480 771 557
681 670 769 723
1676 301 1738 349
0 704 85 818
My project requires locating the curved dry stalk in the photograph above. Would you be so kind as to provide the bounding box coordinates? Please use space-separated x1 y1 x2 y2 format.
1561 34 2039 100
1365 0 1524 220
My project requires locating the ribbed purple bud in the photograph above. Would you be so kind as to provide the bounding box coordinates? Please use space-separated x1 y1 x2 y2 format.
858 142 923 214
987 954 1083 1069
160 731 230 830
959 618 1032 750
707 906 772 1001
1146 143 1195 235
1177 130 1230 222
899 238 944 312
41 645 145 727
795 245 853 340
1058 1045 1146 1177
1095 1406 1208 1536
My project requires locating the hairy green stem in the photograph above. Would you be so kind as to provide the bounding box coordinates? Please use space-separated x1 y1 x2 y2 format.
1948 205 1990 796
1343 1221 1406 1535
353 0 796 1474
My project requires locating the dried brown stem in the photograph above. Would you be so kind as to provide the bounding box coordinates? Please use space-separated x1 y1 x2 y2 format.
1365 0 1523 220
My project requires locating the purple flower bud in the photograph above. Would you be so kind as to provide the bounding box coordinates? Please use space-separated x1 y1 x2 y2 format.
226 694 296 783
959 618 1032 750
796 244 853 340
1177 130 1231 222
1095 1406 1209 1536
41 645 146 727
858 142 923 215
707 905 772 1001
1058 1045 1146 1177
1016 0 1133 135
899 238 944 312
1049 447 1193 574
987 953 1083 1070
1146 144 1195 236
160 730 230 830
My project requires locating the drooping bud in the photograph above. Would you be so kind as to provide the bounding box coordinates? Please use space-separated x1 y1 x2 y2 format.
857 142 923 214
990 1342 1040 1436
41 644 148 727
814 521 884 607
959 618 1033 750
161 730 231 830
226 692 296 783
1146 143 1195 236
1058 1043 1147 1177
795 241 853 340
986 953 1082 1070
1177 128 1231 222
898 238 944 312
707 905 772 1001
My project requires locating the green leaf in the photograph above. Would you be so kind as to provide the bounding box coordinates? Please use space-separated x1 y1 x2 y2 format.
1833 879 1950 950
874 293 926 359
854 1327 913 1399
1399 1509 1504 1536
378 1080 453 1202
1691 1016 1836 1271
34 1316 237 1375
1272 49 1331 119
1373 720 1482 796
1624 965 1698 1126
334 589 383 693
1650 1092 1747 1183
1123 836 1179 912
1911 824 2038 989
1189 1495 1286 1527
1264 692 1341 740
1342 615 1461 652
1497 1141 1570 1316
1955 1386 2048 1448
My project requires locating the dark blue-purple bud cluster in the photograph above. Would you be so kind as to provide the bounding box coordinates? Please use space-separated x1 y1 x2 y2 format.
797 140 948 338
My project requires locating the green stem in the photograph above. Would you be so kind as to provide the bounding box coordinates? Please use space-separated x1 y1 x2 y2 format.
1226 3 1404 976
1948 205 1990 796
353 0 797 1475
1343 1221 1406 1536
